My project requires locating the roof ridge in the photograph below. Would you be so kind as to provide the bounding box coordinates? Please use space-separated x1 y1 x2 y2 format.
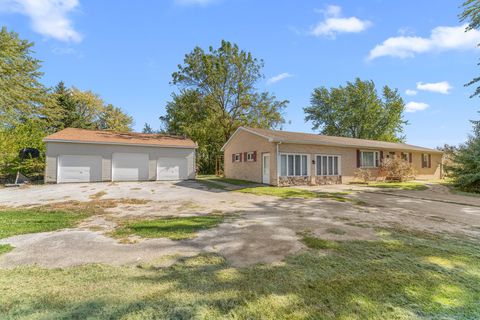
240 126 442 153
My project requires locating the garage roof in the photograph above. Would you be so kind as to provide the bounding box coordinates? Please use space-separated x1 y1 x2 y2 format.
44 128 197 148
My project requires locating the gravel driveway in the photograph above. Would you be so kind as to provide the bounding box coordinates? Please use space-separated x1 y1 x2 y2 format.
1 180 479 268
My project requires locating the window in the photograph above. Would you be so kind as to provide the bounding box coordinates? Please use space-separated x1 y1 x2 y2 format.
360 151 380 168
422 154 431 168
234 153 240 162
280 154 287 176
401 152 410 162
316 155 340 176
280 153 309 177
247 152 254 161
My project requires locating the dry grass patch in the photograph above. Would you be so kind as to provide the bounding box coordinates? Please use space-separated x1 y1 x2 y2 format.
89 191 107 200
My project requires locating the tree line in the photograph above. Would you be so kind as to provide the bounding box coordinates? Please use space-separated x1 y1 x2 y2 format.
0 27 133 180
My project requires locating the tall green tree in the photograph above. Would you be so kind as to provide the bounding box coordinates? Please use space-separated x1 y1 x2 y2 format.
445 122 480 193
0 26 49 127
49 82 133 132
304 78 407 142
161 90 224 173
165 40 288 173
98 104 133 132
461 0 480 97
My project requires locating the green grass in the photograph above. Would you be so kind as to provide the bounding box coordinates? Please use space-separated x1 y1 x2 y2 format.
238 186 352 202
0 244 13 255
0 229 478 319
112 215 226 240
195 178 229 190
196 175 258 190
0 209 88 239
197 175 257 186
438 181 480 197
365 181 428 191
301 234 339 249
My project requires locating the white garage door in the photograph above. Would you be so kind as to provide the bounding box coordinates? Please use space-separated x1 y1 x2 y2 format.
58 155 102 183
112 153 149 181
157 157 188 180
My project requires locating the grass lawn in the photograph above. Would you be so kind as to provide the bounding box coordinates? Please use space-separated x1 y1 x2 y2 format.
196 175 258 190
0 229 478 319
0 209 88 239
438 181 480 197
0 244 13 255
237 186 356 203
112 215 226 240
364 181 428 191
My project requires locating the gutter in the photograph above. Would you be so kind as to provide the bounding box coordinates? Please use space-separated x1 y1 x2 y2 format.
43 139 198 149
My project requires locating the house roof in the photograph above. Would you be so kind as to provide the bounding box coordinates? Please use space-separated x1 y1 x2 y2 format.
44 128 197 148
222 127 443 154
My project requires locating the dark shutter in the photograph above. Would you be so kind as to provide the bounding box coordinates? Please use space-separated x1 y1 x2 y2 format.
428 154 431 168
253 151 257 162
380 151 384 162
244 152 248 162
232 154 235 163
409 153 412 163
239 153 242 162
421 154 424 168
356 150 361 168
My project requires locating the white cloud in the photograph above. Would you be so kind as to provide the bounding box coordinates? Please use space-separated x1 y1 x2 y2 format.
416 81 452 94
368 24 480 60
405 101 430 113
174 0 217 6
405 89 418 96
267 72 293 85
0 0 82 42
310 5 371 38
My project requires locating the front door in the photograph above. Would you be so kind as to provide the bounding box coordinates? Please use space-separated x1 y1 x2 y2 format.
262 153 270 184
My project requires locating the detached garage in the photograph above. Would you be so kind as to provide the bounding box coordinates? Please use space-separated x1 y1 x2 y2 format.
43 128 197 183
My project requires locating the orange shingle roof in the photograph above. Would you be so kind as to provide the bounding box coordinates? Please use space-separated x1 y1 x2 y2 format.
239 127 443 154
44 128 197 148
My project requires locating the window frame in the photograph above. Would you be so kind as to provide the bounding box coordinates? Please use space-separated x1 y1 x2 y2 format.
315 154 342 176
279 153 310 177
360 150 380 168
234 153 240 162
246 152 254 162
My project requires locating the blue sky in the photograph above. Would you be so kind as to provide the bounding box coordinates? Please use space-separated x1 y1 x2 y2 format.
1 0 479 148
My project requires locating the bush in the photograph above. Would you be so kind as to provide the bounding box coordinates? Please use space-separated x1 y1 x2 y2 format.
378 158 416 182
445 136 480 193
354 168 373 183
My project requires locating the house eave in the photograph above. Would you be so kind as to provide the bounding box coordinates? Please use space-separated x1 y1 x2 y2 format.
43 139 198 149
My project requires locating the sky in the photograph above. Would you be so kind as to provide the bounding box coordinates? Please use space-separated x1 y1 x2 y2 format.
0 0 479 148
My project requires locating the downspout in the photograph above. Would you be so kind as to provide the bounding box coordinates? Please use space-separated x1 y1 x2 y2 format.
276 141 282 186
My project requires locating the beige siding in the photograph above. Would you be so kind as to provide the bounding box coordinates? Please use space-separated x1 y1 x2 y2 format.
224 131 442 186
278 144 442 183
223 130 276 184
45 142 196 183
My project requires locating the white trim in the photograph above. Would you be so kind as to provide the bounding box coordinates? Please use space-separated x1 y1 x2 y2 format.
262 153 271 184
220 127 273 151
234 153 241 162
279 152 310 177
246 151 254 161
44 139 198 149
315 154 342 176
